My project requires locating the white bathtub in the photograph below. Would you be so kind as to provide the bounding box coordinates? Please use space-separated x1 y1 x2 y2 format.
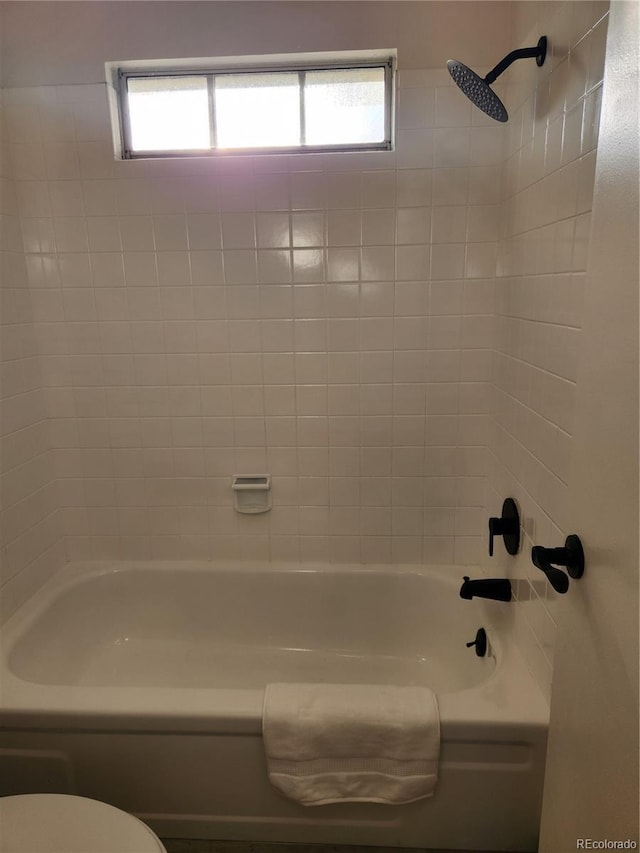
0 561 549 851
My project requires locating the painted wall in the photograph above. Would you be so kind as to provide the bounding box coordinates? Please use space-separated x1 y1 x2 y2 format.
0 1 511 85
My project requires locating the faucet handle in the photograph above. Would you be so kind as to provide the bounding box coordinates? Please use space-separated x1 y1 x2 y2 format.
488 498 520 556
531 547 570 593
531 534 585 594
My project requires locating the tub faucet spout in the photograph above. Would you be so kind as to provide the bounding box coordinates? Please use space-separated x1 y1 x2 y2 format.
459 576 512 602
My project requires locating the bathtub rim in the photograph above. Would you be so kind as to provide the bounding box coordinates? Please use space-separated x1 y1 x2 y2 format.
0 560 549 738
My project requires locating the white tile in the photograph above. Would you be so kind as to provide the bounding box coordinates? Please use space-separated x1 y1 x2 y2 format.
431 244 466 279
396 129 434 170
396 169 431 208
360 246 395 281
431 205 467 243
292 248 324 283
325 172 361 209
326 248 359 282
290 172 325 210
396 245 429 281
258 284 291 319
397 87 434 130
221 212 256 250
2 49 602 690
78 142 115 180
292 212 324 247
435 86 473 128
396 207 430 245
49 181 85 218
294 284 326 319
587 17 608 92
261 318 295 354
362 209 395 245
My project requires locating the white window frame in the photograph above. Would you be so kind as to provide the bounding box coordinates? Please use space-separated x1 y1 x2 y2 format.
107 51 396 159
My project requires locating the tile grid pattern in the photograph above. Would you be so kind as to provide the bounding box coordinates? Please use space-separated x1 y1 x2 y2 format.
3 68 503 591
485 1 609 698
1 5 609 702
0 88 67 619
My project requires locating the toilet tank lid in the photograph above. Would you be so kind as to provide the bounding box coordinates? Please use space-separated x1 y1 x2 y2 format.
0 794 166 853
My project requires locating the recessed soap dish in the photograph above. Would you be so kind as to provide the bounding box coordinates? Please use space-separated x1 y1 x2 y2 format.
232 475 271 514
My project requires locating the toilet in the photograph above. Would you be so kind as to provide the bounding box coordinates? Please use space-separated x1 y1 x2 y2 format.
0 794 167 853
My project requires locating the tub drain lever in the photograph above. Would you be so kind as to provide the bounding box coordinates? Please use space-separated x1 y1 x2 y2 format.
466 627 488 657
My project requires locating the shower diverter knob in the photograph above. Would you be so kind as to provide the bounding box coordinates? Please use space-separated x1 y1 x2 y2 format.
488 498 520 557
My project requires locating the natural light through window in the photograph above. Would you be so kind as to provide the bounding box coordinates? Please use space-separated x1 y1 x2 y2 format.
127 77 210 151
305 68 386 145
119 58 393 156
215 73 300 148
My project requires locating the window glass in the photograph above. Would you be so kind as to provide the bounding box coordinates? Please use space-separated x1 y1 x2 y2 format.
304 68 386 145
119 60 392 157
214 72 300 149
127 76 210 151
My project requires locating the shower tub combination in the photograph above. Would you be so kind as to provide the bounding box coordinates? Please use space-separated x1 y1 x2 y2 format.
0 561 548 851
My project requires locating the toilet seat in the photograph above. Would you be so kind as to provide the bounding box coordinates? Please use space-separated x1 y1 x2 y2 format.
0 794 167 853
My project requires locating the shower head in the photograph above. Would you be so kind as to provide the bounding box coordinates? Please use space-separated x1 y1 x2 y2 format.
447 60 508 122
447 36 547 123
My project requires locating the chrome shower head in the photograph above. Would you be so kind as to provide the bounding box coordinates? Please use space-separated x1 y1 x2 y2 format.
447 36 547 124
447 60 508 122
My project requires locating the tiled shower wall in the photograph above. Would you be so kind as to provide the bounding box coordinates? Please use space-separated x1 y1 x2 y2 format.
485 0 609 698
3 69 504 569
0 89 66 619
1 2 610 700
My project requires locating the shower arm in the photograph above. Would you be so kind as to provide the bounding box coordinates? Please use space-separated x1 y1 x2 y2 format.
485 36 547 85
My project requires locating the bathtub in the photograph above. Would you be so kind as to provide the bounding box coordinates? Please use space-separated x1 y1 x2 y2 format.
0 561 548 851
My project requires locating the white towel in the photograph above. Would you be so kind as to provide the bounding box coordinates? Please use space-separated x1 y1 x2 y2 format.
262 682 440 806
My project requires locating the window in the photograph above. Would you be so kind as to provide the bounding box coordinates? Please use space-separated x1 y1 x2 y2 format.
112 53 394 158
